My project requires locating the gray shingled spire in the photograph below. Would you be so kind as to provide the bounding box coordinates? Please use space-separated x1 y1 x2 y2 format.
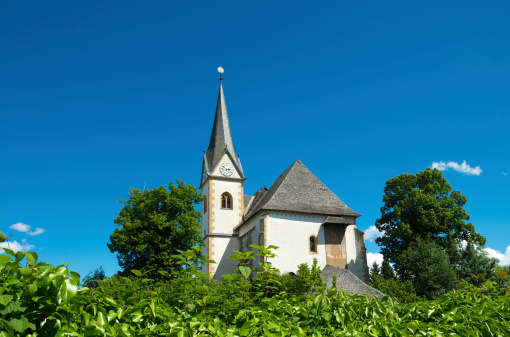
201 81 244 186
242 160 360 224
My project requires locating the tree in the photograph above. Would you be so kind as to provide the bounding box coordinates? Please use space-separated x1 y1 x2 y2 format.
445 240 498 286
107 181 203 278
380 259 395 280
398 238 459 299
375 168 486 272
82 266 107 288
370 262 381 281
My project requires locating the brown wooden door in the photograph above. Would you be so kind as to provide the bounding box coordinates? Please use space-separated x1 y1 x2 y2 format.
324 224 347 269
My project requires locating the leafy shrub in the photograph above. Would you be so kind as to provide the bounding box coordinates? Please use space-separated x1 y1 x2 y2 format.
286 258 325 295
1 230 509 336
369 274 422 304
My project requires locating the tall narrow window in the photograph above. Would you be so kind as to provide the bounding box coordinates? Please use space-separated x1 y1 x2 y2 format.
221 192 232 209
203 196 208 213
310 235 318 253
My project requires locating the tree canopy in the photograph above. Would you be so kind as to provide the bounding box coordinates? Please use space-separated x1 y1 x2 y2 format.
107 181 203 278
82 266 107 288
398 238 459 299
375 168 486 267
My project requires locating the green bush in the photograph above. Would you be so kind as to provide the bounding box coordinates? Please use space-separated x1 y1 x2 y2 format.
285 258 325 295
369 274 422 304
1 234 509 336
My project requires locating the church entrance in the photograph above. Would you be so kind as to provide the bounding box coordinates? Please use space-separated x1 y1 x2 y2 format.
324 224 347 269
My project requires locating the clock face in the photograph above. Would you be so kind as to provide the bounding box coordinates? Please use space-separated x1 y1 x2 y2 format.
219 163 234 177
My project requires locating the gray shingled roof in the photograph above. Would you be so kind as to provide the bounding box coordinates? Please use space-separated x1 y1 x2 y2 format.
243 187 268 216
201 82 244 186
322 265 386 300
244 195 253 210
242 160 360 224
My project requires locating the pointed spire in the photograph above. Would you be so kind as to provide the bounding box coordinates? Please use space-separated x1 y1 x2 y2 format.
202 79 244 185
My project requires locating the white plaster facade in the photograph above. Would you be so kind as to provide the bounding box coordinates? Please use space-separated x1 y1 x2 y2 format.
234 211 367 281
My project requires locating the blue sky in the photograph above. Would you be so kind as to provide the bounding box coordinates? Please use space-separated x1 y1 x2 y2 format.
1 1 509 277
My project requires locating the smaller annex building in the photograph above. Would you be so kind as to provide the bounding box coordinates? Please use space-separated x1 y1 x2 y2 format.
200 79 369 283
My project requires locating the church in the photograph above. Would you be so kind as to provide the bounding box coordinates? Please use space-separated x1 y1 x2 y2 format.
200 78 370 283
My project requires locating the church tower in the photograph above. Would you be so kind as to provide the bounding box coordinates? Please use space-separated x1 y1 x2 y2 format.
200 77 245 278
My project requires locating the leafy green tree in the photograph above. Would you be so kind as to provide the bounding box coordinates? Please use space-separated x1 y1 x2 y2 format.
369 262 380 282
381 259 395 280
107 181 203 278
398 238 459 299
445 240 498 286
375 168 486 279
81 266 107 288
495 266 510 293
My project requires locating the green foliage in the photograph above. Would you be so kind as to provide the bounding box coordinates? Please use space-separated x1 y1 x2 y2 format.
375 168 486 271
1 247 510 335
81 265 107 288
380 258 395 280
107 180 203 279
369 275 422 304
286 258 325 295
0 230 7 243
369 261 380 281
0 245 83 335
445 239 498 286
495 266 510 293
2 229 509 336
398 238 459 299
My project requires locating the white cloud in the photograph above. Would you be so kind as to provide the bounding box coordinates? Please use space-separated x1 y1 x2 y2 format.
364 225 384 242
367 252 384 268
10 222 30 232
502 172 508 176
0 240 35 254
28 228 45 236
431 160 482 176
9 222 45 236
483 246 510 266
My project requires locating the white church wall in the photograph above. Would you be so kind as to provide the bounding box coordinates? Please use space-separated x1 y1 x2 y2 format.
211 236 239 279
265 211 327 274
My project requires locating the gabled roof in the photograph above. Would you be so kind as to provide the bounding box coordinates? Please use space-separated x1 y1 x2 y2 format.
201 81 244 186
243 186 268 216
241 160 360 224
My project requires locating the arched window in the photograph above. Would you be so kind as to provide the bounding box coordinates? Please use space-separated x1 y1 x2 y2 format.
203 196 208 213
309 235 318 253
221 192 232 209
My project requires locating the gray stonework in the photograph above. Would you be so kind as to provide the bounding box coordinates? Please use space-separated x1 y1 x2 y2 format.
354 228 370 283
321 265 386 300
